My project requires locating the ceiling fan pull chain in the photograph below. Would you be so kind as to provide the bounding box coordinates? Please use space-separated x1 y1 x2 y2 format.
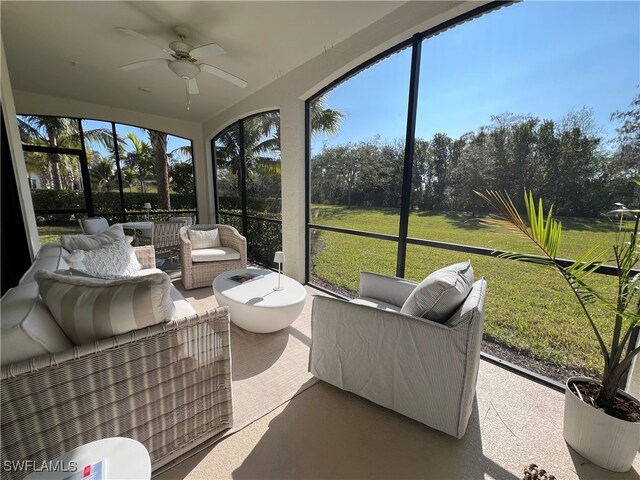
185 79 191 110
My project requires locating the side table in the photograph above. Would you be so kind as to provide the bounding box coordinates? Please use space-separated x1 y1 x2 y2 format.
213 268 307 333
25 437 151 480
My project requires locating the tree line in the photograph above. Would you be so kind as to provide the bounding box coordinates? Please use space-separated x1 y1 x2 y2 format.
312 95 639 217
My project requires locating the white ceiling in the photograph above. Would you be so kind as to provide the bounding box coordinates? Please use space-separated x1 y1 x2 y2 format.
1 1 405 123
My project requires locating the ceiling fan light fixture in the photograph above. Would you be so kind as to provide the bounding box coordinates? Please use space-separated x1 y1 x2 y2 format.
168 59 200 80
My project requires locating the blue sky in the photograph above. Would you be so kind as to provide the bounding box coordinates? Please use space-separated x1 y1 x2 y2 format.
313 1 640 152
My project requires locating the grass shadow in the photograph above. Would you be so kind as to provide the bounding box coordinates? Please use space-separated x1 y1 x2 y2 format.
410 210 493 231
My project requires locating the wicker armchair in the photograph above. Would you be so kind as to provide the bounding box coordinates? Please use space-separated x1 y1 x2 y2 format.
180 224 247 290
146 220 186 260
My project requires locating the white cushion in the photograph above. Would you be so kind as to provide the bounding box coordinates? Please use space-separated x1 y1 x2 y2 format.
20 255 70 284
188 228 221 249
60 224 125 251
35 270 174 345
37 243 70 259
169 284 198 320
350 297 402 313
191 247 240 263
400 261 474 323
81 217 109 234
66 239 142 279
1 282 73 366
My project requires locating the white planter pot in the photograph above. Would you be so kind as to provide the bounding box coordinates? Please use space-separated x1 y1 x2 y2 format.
563 376 640 472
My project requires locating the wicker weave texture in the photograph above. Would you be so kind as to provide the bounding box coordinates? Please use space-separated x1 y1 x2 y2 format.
180 224 247 290
137 221 185 260
1 309 232 479
133 245 156 269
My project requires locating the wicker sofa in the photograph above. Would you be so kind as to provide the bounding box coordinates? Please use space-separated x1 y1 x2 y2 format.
0 243 233 478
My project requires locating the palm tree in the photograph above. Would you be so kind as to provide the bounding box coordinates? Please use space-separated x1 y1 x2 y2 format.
89 154 116 192
214 124 243 198
23 151 51 189
121 167 138 193
17 115 113 190
122 132 153 193
311 95 343 137
215 96 343 191
147 129 170 210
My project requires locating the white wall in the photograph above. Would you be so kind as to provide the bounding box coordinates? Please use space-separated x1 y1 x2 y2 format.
203 1 482 282
1 41 40 259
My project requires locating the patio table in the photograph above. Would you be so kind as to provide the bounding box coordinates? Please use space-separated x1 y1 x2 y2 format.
213 268 306 333
115 221 154 245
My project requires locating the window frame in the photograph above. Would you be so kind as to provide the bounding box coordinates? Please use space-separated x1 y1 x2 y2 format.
18 113 198 223
211 110 283 267
304 0 637 390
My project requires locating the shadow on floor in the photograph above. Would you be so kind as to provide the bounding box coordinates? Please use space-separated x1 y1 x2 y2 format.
230 383 516 480
230 324 290 381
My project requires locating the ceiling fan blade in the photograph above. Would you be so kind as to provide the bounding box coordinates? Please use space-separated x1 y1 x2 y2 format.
190 43 226 60
120 58 169 71
116 27 174 55
187 78 200 95
200 63 247 88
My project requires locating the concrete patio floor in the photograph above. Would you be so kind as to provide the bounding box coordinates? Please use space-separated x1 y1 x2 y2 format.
155 275 640 480
159 356 640 479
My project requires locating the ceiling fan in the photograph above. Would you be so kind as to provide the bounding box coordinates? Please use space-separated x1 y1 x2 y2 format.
118 26 247 109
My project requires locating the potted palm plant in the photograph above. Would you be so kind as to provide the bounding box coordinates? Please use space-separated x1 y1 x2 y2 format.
476 183 640 472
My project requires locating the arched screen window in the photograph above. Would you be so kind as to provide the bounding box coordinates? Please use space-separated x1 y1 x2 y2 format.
212 110 282 267
18 114 197 241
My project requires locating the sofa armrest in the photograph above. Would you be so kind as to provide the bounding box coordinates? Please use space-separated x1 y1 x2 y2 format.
359 271 417 308
1 307 232 476
134 245 155 269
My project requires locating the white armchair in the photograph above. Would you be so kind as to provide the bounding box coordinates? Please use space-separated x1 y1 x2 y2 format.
78 217 109 234
309 271 487 439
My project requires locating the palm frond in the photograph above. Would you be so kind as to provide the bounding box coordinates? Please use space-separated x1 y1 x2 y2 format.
496 252 556 267
523 191 563 259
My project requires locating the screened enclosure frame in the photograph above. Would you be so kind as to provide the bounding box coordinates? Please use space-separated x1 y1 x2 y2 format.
211 110 283 267
304 0 638 390
18 113 198 223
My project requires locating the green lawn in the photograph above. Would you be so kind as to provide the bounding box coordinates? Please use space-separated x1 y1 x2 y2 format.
311 205 628 376
38 225 82 244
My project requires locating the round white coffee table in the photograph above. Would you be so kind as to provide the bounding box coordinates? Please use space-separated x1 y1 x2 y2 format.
213 268 307 333
25 437 150 479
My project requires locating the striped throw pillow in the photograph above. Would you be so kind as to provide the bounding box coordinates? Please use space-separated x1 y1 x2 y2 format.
60 224 125 251
400 261 474 323
188 228 221 250
35 269 174 345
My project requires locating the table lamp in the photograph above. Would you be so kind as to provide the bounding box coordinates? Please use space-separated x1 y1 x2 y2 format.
143 202 151 221
273 251 285 291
